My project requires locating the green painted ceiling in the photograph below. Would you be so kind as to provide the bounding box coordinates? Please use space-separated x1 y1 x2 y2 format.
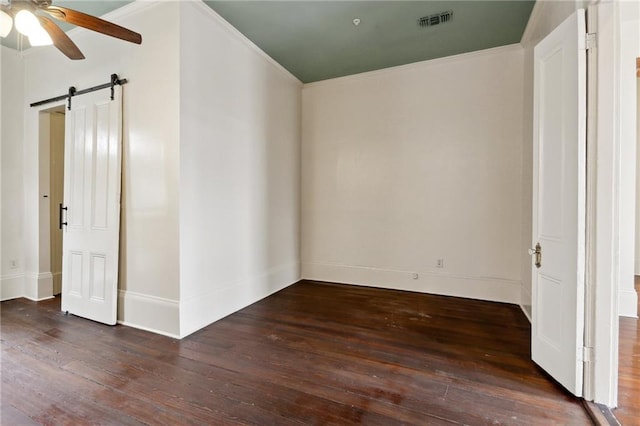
205 1 535 82
2 1 535 83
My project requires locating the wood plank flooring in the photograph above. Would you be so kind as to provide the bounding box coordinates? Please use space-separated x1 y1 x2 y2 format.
614 277 640 425
1 280 592 425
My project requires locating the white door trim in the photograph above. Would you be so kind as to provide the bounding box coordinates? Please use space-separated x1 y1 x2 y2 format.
586 1 620 407
36 102 68 301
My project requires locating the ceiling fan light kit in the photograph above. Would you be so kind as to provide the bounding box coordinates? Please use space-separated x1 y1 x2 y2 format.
0 9 12 37
15 8 38 35
28 22 50 45
0 0 142 59
14 8 51 45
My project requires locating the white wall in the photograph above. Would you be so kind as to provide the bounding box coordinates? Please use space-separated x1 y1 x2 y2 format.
178 2 302 337
19 1 182 335
0 46 25 300
301 45 525 304
618 0 640 318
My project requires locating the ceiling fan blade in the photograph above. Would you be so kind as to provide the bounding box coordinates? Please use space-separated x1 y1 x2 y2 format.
42 5 142 45
38 16 85 60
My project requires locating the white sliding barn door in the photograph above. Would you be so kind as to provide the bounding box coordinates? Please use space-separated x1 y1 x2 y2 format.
531 10 587 396
61 88 122 325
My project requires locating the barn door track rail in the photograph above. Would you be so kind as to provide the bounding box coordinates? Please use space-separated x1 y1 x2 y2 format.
30 74 128 110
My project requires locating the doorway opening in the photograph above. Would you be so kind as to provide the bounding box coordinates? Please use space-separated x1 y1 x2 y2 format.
610 55 640 424
635 58 640 313
38 105 65 296
614 57 640 425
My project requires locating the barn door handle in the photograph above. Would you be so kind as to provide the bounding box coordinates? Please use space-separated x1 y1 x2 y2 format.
528 243 542 268
59 204 68 229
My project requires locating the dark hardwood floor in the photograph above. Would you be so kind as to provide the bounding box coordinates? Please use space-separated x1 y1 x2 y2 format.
2 280 592 425
614 277 640 426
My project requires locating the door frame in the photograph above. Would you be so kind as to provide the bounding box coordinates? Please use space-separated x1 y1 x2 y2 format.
48 106 66 296
36 101 68 301
584 0 640 407
522 0 624 408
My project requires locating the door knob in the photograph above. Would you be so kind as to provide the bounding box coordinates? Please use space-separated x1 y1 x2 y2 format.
529 242 542 268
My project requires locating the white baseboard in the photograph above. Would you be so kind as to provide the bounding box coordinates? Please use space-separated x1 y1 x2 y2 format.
23 272 54 301
619 288 638 318
520 282 532 323
301 262 521 304
179 262 301 338
117 290 181 338
1 273 25 301
520 304 532 323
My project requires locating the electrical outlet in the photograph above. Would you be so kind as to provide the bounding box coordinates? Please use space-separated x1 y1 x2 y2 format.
436 258 444 268
10 259 18 269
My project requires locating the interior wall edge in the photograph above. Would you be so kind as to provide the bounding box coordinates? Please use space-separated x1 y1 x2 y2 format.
519 304 532 323
22 271 53 301
520 0 544 45
520 0 579 48
182 0 302 87
117 289 181 338
177 0 302 338
179 262 301 338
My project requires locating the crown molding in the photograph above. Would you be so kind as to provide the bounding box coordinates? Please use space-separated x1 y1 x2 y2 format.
183 0 302 87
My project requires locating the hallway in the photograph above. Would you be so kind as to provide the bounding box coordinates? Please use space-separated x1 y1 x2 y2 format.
614 276 640 424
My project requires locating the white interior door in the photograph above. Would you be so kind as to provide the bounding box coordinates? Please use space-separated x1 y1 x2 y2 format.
61 87 122 325
532 9 587 396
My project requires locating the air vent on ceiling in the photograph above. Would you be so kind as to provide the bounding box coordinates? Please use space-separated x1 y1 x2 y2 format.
418 11 453 28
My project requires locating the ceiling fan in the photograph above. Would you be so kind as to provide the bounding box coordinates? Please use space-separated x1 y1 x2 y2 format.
0 0 142 60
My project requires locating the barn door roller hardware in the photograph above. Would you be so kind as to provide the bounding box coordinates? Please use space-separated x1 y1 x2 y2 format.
30 74 128 110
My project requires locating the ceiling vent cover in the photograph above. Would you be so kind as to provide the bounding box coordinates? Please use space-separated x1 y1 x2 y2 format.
418 11 453 27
